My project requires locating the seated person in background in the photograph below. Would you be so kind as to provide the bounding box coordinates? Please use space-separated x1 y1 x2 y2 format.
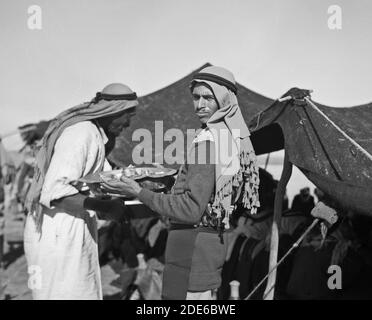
287 201 365 300
233 212 272 300
219 209 308 300
338 211 372 299
291 187 315 216
219 168 308 300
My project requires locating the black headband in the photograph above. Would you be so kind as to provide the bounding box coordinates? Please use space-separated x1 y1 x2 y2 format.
94 92 137 103
192 73 238 94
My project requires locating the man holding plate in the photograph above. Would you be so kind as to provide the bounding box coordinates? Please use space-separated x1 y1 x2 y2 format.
101 66 261 300
24 83 138 300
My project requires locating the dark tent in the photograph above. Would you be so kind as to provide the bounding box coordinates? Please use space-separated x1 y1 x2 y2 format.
110 63 274 167
248 98 372 216
18 121 50 145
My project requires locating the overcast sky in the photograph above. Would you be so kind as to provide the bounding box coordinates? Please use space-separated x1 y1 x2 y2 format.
1 0 371 141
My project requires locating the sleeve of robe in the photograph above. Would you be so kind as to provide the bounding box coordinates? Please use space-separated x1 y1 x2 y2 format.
138 140 215 225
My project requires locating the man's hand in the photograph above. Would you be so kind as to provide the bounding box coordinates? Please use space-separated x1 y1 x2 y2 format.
280 87 312 105
100 175 142 198
52 193 128 222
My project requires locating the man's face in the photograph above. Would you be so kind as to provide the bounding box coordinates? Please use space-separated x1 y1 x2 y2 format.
192 84 219 125
104 108 136 137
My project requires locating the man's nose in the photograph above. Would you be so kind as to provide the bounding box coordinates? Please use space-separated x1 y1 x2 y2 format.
197 98 206 110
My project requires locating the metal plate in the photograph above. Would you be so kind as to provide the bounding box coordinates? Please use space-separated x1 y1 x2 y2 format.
73 167 177 184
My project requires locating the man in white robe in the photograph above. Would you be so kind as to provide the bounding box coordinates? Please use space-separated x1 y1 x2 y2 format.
24 83 137 299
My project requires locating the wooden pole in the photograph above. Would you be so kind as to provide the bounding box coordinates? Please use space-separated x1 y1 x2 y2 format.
263 151 292 300
264 153 271 170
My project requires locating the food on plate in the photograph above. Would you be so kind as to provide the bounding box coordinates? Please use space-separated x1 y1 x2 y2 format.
70 165 177 196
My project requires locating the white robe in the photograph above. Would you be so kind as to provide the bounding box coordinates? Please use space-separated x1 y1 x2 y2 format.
24 121 111 300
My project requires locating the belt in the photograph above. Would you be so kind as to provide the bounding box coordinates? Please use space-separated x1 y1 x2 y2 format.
170 223 218 234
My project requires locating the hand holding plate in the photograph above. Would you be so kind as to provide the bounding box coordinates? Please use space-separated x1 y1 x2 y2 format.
100 175 142 198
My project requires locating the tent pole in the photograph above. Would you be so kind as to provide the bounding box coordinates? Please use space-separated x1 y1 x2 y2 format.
263 151 292 300
264 153 271 170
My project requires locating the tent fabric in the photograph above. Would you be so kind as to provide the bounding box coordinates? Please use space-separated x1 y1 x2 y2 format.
110 63 273 167
247 99 372 216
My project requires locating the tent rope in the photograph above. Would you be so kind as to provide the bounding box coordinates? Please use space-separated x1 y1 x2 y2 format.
301 106 342 180
253 111 263 131
305 97 372 162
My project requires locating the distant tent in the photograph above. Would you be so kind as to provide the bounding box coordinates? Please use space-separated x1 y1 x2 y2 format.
248 98 372 216
18 121 50 145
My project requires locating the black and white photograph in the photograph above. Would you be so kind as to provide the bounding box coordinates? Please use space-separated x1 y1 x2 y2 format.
0 0 372 305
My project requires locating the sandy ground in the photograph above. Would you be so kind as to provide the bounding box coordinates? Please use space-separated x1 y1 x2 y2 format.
0 212 124 300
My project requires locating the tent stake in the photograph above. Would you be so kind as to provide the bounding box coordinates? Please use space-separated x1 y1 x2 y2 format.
264 151 292 300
